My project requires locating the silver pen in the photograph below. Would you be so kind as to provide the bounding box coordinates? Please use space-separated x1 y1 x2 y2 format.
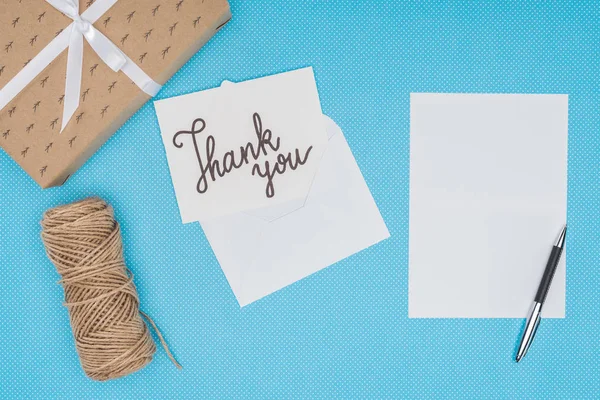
516 225 566 362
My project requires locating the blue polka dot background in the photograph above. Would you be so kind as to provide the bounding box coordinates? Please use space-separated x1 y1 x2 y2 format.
0 1 598 398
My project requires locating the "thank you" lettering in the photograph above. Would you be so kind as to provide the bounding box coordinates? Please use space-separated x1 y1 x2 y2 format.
172 113 314 198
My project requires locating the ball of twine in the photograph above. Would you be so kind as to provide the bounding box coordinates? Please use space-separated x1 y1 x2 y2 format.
41 197 181 381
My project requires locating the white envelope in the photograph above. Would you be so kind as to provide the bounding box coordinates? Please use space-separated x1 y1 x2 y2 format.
200 115 390 307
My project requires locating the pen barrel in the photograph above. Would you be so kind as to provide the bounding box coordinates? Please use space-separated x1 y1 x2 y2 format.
534 246 563 304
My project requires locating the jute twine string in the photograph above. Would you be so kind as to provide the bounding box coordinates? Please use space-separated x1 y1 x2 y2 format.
41 197 181 381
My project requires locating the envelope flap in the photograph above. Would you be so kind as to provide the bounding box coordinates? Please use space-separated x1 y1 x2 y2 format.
242 198 306 222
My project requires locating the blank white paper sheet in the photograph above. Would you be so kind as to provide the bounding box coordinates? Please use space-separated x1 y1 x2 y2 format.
409 93 568 318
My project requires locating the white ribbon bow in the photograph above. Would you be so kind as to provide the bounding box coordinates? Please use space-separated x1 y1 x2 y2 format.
0 0 162 132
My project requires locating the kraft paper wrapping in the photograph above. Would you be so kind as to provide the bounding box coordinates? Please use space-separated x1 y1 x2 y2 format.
0 0 231 188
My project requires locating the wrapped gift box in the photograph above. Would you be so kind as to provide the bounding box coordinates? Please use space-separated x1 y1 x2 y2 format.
0 0 230 188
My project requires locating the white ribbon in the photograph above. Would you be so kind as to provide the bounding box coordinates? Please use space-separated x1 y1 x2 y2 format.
0 0 162 132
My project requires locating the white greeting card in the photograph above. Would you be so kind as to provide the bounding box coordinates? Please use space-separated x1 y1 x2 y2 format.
154 67 329 223
409 93 568 318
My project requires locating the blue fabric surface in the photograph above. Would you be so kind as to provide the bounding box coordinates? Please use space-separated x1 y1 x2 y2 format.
1 1 599 398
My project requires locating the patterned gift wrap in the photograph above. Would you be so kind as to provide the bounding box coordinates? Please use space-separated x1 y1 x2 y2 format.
0 0 230 188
